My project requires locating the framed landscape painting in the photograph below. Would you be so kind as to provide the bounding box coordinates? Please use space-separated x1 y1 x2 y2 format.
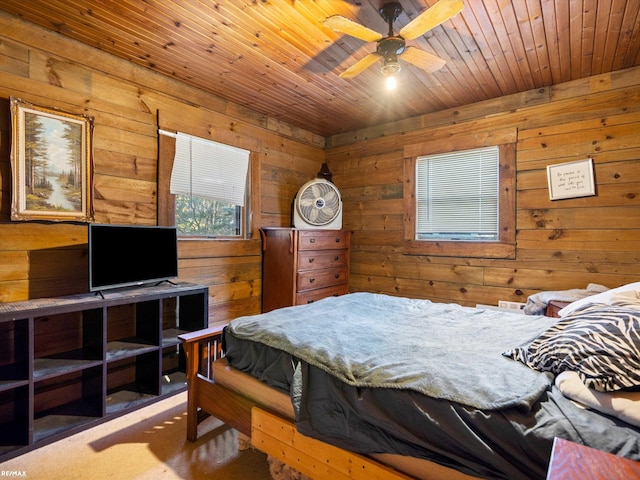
10 97 94 222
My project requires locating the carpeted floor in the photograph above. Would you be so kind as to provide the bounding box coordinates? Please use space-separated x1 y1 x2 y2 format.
0 391 272 480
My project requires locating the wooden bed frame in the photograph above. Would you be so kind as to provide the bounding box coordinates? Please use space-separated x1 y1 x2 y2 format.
179 326 475 480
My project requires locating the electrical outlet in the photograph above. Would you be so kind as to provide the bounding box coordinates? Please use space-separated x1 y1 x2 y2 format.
498 301 526 310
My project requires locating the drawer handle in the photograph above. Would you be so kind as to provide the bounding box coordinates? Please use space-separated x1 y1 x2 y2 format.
335 274 340 279
309 278 315 283
307 299 314 304
310 238 316 244
335 238 340 243
334 256 339 261
308 258 315 263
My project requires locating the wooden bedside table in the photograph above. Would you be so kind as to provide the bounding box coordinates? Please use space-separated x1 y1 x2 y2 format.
545 300 571 318
547 437 640 479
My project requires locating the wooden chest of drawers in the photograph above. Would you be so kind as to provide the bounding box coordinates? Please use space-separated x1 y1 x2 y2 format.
261 227 350 313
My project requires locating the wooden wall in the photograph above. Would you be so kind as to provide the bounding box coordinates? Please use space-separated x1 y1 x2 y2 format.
326 67 640 307
0 12 325 324
1 11 638 319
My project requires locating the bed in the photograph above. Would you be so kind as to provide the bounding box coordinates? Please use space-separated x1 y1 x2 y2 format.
180 285 640 479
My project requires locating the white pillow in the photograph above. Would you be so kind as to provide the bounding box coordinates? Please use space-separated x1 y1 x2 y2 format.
556 371 640 427
558 282 640 317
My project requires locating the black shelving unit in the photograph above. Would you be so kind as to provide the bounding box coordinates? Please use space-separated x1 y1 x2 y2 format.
0 282 208 462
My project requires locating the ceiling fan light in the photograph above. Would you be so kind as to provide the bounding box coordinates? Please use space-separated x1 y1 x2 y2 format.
381 60 401 76
385 75 397 90
382 59 400 90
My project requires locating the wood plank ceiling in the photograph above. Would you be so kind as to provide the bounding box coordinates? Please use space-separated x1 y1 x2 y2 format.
1 0 639 138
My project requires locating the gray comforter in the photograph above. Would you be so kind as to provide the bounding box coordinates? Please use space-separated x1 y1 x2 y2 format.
224 292 640 479
226 292 558 410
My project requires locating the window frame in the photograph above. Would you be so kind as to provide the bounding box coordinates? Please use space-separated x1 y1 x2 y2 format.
174 193 246 238
415 145 500 241
158 131 258 240
403 129 516 259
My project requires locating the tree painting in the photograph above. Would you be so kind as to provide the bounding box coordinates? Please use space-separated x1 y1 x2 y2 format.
23 112 83 212
11 97 93 222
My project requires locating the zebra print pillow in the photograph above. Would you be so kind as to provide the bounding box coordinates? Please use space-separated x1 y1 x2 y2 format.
503 303 640 392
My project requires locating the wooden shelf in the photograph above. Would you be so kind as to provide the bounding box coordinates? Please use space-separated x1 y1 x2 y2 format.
0 282 208 462
34 358 103 381
0 379 29 393
33 396 103 443
106 387 158 415
162 328 188 347
106 340 157 362
161 370 187 395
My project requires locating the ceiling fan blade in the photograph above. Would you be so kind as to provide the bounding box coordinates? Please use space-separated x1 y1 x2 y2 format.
324 15 383 43
401 46 447 73
339 52 381 79
399 0 464 40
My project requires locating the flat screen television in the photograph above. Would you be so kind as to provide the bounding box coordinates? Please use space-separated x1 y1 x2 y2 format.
89 224 178 292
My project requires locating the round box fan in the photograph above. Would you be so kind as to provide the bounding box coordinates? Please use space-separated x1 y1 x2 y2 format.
293 178 342 229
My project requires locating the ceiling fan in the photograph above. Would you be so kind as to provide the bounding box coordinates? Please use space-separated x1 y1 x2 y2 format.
324 0 464 86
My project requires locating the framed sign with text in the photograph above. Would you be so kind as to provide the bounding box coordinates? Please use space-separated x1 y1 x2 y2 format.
547 158 595 201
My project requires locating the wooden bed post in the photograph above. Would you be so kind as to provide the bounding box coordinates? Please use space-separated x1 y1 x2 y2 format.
182 336 200 442
179 325 225 442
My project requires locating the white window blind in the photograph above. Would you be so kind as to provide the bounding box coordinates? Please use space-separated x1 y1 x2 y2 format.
416 146 499 241
169 132 249 207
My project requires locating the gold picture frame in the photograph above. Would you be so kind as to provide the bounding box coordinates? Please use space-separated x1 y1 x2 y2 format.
10 97 94 222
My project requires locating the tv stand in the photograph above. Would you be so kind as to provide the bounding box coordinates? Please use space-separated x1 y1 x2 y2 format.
0 282 208 462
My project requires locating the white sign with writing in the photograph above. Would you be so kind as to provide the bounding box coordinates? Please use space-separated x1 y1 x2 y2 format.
547 158 596 200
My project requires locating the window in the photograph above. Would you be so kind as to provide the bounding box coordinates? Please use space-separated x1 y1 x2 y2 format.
169 133 250 237
403 132 516 259
416 146 499 241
